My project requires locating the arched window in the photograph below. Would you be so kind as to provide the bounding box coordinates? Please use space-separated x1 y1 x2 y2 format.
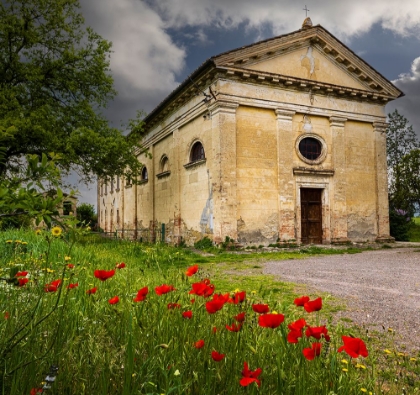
190 141 205 162
141 166 148 180
161 156 169 172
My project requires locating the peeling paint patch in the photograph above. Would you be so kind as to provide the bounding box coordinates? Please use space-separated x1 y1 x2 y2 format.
300 46 319 79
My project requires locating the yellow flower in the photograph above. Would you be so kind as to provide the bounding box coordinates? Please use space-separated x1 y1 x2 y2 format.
51 226 62 237
6 240 12 244
360 389 367 393
388 327 394 333
355 363 366 369
174 370 180 376
22 242 28 245
15 240 21 244
35 229 42 235
233 288 241 293
64 256 71 261
272 311 278 315
397 352 405 357
251 290 257 294
46 268 55 273
342 368 348 372
410 357 417 362
341 359 348 364
384 349 392 354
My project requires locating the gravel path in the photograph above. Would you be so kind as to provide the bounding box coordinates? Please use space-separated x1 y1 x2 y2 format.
263 247 420 352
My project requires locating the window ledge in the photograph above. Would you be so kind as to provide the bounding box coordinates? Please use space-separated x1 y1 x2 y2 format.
293 167 335 176
184 159 206 169
156 170 171 179
125 184 132 189
138 179 148 185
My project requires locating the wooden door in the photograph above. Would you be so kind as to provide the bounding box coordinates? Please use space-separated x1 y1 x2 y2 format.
301 188 322 244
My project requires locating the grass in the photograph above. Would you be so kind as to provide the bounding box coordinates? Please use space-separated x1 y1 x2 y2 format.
0 229 419 394
408 218 420 242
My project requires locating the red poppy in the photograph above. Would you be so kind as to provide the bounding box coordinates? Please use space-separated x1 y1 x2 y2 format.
194 339 205 349
252 303 270 314
189 280 214 297
205 299 225 314
190 298 195 304
211 351 225 361
66 282 79 289
240 362 262 387
94 269 115 281
303 297 322 313
4 311 10 320
234 312 246 322
305 325 330 341
229 291 246 304
155 284 176 295
212 293 231 303
45 279 61 292
167 302 181 309
116 262 126 269
30 389 43 395
212 326 217 333
288 318 307 332
286 318 306 343
258 313 284 328
86 287 97 295
67 263 74 269
303 343 322 360
133 286 148 302
294 295 310 306
226 322 242 332
108 296 119 305
182 310 193 319
18 278 29 287
15 271 28 277
185 264 199 276
338 336 368 358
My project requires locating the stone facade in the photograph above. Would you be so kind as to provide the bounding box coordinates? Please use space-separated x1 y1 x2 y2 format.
98 20 402 245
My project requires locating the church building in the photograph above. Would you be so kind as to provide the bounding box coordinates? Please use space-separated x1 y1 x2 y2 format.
98 18 403 245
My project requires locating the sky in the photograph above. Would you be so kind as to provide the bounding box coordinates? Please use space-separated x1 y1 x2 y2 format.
75 0 420 206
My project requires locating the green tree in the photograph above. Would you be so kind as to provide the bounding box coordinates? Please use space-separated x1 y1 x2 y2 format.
0 0 144 184
386 110 419 213
76 202 97 227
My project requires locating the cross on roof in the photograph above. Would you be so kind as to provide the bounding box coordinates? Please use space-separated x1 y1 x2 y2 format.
303 5 310 17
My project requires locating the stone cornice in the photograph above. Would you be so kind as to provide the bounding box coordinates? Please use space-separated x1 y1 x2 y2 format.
275 109 296 121
209 100 239 115
218 66 394 104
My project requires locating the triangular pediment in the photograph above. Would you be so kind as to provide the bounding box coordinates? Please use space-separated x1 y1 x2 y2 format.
213 26 403 98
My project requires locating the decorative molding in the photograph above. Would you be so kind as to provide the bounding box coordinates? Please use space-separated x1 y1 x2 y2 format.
138 179 148 185
275 108 296 121
372 121 388 133
209 100 239 116
156 170 171 179
329 116 347 128
293 167 335 176
183 159 207 169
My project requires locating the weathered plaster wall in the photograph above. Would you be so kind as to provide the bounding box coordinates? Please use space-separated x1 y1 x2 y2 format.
345 120 378 241
236 106 279 243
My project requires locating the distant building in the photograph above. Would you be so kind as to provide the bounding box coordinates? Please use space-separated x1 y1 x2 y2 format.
98 18 402 245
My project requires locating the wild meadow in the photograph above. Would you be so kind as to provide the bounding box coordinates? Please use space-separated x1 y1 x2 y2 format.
0 229 419 394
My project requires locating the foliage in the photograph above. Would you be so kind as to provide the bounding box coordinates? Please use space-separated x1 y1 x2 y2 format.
386 111 420 214
0 0 145 184
76 203 97 227
193 236 213 250
389 209 411 241
391 149 420 214
0 152 71 227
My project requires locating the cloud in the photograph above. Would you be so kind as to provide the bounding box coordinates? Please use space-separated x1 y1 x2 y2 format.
388 57 420 138
146 0 420 40
80 0 185 123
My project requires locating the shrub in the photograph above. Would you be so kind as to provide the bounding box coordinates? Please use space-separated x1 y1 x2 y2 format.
389 208 411 241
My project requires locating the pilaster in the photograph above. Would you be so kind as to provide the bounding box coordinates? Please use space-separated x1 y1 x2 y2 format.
373 121 394 242
330 116 350 243
210 101 239 243
276 108 296 241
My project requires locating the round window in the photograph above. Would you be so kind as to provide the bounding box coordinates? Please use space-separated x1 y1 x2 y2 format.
298 137 322 160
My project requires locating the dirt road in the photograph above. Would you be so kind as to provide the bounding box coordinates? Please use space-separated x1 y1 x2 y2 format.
264 247 420 351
